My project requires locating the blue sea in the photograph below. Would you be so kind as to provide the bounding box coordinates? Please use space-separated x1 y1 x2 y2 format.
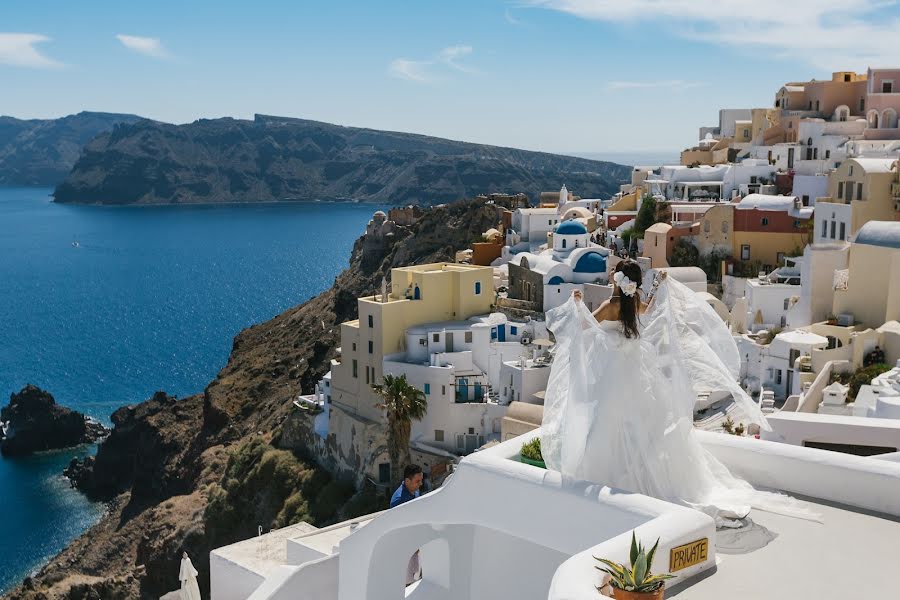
0 187 383 594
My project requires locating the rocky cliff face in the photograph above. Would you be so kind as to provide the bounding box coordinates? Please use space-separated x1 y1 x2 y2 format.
0 385 108 456
53 114 631 205
4 197 501 599
0 112 142 185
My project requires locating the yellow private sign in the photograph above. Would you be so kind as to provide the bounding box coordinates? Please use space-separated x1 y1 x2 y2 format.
669 538 709 573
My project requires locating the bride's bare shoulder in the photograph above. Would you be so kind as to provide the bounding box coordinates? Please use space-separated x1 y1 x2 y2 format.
592 299 617 322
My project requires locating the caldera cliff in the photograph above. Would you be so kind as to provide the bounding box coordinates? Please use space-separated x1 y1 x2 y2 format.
4 197 504 599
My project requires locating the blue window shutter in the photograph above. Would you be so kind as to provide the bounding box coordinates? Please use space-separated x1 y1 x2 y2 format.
424 383 431 395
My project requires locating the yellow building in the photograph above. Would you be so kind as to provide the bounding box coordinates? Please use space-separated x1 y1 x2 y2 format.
694 204 735 257
824 158 900 237
832 221 900 329
331 263 494 423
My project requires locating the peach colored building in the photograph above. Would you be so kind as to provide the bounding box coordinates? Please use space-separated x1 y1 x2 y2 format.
864 68 900 138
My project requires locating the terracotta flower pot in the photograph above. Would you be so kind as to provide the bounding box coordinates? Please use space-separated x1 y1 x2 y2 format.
612 587 665 600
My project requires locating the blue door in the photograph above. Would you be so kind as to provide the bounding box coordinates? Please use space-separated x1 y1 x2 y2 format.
414 286 421 300
497 324 506 342
456 378 468 402
474 383 483 401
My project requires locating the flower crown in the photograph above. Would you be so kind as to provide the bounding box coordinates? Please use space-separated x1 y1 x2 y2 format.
613 271 638 297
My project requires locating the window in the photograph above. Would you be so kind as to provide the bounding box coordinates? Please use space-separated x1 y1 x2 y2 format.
839 222 846 240
510 326 518 335
815 100 820 112
838 181 844 199
849 165 854 176
860 97 865 112
435 429 444 442
442 385 446 396
743 128 750 138
352 359 358 378
857 182 863 200
368 315 373 328
808 101 812 110
750 175 758 184
813 148 818 159
844 73 852 82
784 298 790 310
468 427 475 435
741 244 750 260
424 383 431 395
822 220 828 237
830 221 836 239
368 340 373 354
825 150 831 159
802 195 810 206
365 366 370 384
793 219 801 228
548 220 552 225
352 343 356 351
883 80 893 94
464 331 472 343
474 281 482 295
775 370 783 385
378 463 391 484
761 217 769 226
562 239 567 249
432 333 440 343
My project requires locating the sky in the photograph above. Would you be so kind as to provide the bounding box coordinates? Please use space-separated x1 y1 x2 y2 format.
2 0 900 154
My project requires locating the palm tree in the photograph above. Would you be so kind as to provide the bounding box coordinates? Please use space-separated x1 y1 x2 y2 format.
371 373 428 485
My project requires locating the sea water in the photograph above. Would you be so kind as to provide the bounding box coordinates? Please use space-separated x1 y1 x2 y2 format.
0 187 383 593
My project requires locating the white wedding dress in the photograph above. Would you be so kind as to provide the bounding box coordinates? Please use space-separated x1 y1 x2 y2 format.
541 277 817 522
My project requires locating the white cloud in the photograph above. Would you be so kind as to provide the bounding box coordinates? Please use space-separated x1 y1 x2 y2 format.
389 45 479 83
526 0 900 70
115 34 170 59
0 33 61 68
608 80 707 91
388 58 433 82
438 45 476 73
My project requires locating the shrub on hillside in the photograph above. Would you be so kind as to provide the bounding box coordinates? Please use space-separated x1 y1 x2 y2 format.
204 437 355 546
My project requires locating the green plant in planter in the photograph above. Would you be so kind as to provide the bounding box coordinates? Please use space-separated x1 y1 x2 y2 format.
595 532 675 594
519 437 545 467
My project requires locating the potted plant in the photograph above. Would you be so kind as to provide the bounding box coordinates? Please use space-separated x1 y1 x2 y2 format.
519 437 545 468
825 313 838 326
595 532 675 599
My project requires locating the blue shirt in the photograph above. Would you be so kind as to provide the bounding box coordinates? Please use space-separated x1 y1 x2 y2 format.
390 483 419 508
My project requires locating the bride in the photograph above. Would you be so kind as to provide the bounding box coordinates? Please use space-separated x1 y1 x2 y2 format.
541 259 815 523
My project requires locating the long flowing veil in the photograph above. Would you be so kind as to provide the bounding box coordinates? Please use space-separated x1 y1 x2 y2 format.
641 277 769 432
541 277 819 521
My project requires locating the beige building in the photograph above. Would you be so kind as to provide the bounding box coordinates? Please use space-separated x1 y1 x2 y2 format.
694 204 735 257
328 263 494 481
823 157 900 237
832 221 900 329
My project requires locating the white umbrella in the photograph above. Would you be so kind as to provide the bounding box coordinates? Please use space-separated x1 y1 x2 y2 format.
179 553 202 600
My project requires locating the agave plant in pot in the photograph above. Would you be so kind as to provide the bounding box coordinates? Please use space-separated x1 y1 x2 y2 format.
595 532 675 599
519 437 545 468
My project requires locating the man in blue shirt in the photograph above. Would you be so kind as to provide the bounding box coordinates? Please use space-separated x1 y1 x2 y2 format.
390 464 423 508
390 464 424 585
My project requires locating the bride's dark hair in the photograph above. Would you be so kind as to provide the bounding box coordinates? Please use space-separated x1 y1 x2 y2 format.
613 259 642 339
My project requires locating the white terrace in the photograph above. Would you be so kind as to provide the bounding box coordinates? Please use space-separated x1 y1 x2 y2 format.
211 429 900 600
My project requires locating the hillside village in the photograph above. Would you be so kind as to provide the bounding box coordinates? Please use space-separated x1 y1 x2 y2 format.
204 67 900 600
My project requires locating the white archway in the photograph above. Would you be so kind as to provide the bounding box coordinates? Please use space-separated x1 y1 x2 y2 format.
834 105 850 122
867 109 880 129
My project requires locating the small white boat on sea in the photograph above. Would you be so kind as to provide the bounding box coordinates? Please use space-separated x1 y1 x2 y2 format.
71 240 80 248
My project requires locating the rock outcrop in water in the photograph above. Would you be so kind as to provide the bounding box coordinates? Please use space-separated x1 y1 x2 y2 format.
0 112 143 185
53 114 631 205
5 197 501 599
0 385 108 456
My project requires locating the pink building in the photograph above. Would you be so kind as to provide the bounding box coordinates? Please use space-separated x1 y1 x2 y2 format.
865 68 900 137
